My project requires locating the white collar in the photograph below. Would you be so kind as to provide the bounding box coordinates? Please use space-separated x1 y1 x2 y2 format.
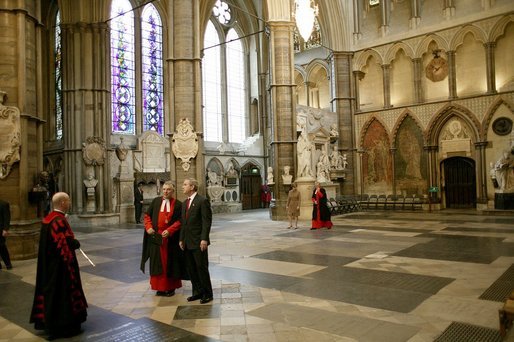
188 192 197 203
160 198 171 212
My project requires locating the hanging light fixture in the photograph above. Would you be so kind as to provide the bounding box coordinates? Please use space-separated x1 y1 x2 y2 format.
294 0 318 41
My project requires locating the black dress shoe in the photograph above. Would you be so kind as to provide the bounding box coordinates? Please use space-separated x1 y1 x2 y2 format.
156 291 165 296
187 294 202 302
164 290 175 297
200 296 213 304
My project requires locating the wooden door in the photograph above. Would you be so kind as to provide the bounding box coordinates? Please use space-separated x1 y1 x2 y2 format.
443 157 476 208
241 175 261 210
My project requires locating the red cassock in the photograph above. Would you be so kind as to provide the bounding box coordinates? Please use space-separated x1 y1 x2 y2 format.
144 198 182 291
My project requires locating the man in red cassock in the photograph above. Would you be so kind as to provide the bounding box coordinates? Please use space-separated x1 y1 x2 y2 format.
140 181 185 296
30 192 87 339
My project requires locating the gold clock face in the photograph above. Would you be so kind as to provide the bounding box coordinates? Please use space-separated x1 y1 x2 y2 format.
425 57 448 82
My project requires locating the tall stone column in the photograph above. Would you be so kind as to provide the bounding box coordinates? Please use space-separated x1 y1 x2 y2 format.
332 52 355 195
484 42 497 94
447 50 458 99
474 141 488 207
413 58 424 103
268 21 296 220
409 0 421 29
352 0 362 42
0 2 45 259
60 19 112 217
379 0 390 36
390 147 397 195
167 0 204 195
425 145 439 204
353 70 364 112
443 0 455 18
382 64 392 108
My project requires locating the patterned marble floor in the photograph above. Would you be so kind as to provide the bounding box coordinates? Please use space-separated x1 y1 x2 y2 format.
1 209 514 341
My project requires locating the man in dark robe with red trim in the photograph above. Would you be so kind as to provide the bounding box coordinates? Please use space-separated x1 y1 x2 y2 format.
30 192 87 339
140 181 185 296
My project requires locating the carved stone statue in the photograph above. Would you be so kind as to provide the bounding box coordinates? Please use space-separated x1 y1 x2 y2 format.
494 151 513 191
342 154 348 170
318 147 331 173
329 123 339 138
282 165 292 185
297 128 313 178
267 166 274 185
316 163 330 183
330 145 343 170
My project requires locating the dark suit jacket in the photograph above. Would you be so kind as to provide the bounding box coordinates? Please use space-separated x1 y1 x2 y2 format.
0 199 10 231
180 193 212 249
134 187 144 205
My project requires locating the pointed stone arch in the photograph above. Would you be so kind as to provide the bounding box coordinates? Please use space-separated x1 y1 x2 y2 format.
354 49 384 71
426 104 481 145
489 14 514 42
450 24 488 50
305 59 330 81
391 110 425 145
384 42 415 65
415 34 449 58
359 116 392 148
206 157 224 174
482 96 514 140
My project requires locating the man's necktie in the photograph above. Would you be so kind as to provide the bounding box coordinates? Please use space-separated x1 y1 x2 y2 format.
185 198 190 218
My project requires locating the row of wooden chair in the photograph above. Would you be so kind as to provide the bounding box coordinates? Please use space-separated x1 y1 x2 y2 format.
357 194 423 210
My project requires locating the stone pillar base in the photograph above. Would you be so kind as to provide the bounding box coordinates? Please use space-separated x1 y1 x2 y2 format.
7 219 40 260
118 204 135 224
495 192 514 210
68 213 121 232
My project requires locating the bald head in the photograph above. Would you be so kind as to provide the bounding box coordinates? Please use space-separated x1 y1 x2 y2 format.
52 192 71 213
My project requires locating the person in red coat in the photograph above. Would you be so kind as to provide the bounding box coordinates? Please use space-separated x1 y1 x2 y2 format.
30 192 87 340
140 181 184 296
311 182 333 230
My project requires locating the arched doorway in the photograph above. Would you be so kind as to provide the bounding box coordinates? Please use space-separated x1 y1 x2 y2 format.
240 163 262 210
442 157 476 208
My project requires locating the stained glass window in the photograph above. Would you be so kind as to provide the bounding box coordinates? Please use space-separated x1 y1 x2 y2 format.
202 21 222 142
110 0 135 134
226 29 245 143
55 10 63 140
142 4 164 134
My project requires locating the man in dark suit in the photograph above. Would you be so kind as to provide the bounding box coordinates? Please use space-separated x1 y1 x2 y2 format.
134 182 144 224
179 178 213 304
0 199 12 270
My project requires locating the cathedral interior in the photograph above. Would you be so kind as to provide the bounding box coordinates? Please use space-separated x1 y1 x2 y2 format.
1 0 514 340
